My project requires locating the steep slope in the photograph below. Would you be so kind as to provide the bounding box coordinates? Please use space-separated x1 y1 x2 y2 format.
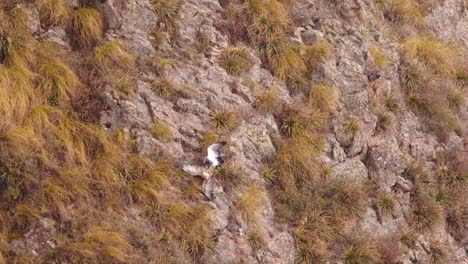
0 0 466 263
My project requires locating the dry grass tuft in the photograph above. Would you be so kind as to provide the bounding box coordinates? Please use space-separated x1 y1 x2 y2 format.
151 120 173 142
152 77 174 98
382 0 425 26
220 46 254 76
153 0 180 31
401 37 461 76
210 109 239 131
36 0 69 27
377 193 396 215
255 88 279 113
369 46 385 68
309 84 338 114
94 40 133 70
69 7 103 48
236 186 263 224
302 42 329 71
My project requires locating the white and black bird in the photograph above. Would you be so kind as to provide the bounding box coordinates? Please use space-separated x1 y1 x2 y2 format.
202 141 227 167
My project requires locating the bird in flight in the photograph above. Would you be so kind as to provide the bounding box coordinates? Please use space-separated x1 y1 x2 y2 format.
179 141 228 200
202 141 227 167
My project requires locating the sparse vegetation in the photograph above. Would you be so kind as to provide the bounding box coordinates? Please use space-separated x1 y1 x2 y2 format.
377 193 396 215
429 240 446 264
375 112 392 133
210 109 239 130
236 186 263 224
70 7 103 48
151 120 173 142
152 77 174 98
255 88 279 113
153 0 180 31
220 46 254 76
381 0 425 27
302 42 329 71
309 84 338 114
383 93 399 112
369 46 385 68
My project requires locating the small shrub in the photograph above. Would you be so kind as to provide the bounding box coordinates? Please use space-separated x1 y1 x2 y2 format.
375 112 392 133
377 193 396 215
152 78 173 98
210 109 239 130
151 120 173 142
153 0 180 31
369 46 385 68
94 41 133 70
70 7 103 48
36 0 69 27
220 46 254 76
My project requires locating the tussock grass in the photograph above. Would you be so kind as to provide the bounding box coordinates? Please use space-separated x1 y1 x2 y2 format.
94 40 133 70
62 227 133 263
369 46 385 68
255 88 278 113
210 109 239 130
36 0 69 27
377 193 396 215
429 240 446 264
153 0 180 31
70 7 103 48
401 37 461 76
399 230 417 249
0 8 214 262
236 186 263 224
383 93 399 112
220 46 254 76
375 112 392 133
302 42 329 71
151 120 173 142
152 77 174 98
309 84 338 114
382 0 425 26
411 194 443 231
36 41 80 106
341 235 380 264
214 161 243 191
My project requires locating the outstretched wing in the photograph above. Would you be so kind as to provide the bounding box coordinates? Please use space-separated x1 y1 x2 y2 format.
207 141 226 160
181 164 205 176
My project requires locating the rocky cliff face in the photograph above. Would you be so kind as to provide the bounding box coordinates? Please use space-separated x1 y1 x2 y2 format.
2 0 467 263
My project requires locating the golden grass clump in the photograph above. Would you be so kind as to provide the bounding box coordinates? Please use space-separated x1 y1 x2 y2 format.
70 7 103 48
302 42 329 71
153 0 180 31
151 120 173 142
236 186 263 224
62 227 133 263
36 0 69 27
255 88 279 113
377 193 396 215
309 84 338 114
210 109 239 131
369 46 385 68
341 235 380 264
382 0 425 26
401 37 461 76
220 46 254 76
152 77 174 98
36 41 80 106
94 40 133 70
411 194 443 231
